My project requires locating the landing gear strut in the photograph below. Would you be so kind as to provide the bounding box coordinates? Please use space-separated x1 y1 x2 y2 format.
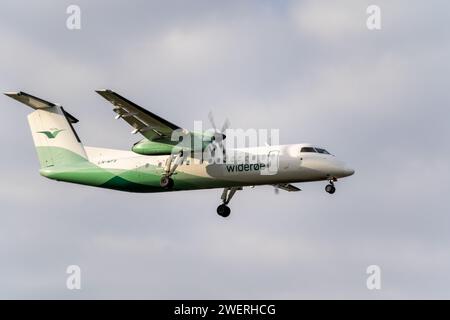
217 187 241 218
325 179 336 194
160 151 184 189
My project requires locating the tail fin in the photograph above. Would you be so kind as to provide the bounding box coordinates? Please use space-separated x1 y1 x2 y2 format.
5 91 87 168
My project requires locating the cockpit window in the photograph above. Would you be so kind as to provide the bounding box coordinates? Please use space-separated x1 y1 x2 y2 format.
316 148 330 154
300 147 316 153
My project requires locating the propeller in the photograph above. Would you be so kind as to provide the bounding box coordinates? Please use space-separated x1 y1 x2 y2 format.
208 111 230 142
207 111 230 160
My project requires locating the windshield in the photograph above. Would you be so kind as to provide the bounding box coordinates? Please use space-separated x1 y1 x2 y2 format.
300 147 316 153
300 147 332 155
316 148 330 154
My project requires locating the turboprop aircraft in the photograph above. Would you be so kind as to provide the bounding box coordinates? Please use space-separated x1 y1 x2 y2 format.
4 90 354 218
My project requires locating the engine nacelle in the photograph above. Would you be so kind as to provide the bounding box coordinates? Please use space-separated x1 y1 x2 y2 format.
132 139 181 155
131 134 215 156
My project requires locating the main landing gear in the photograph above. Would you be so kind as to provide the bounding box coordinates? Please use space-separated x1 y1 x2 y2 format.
217 187 241 218
325 178 337 194
160 175 174 189
160 151 184 190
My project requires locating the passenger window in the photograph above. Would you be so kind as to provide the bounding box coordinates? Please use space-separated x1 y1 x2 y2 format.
300 147 316 153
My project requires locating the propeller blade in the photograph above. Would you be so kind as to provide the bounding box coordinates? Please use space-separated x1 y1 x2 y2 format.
208 111 218 132
221 118 231 134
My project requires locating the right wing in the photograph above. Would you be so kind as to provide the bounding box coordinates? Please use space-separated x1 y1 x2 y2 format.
95 89 182 141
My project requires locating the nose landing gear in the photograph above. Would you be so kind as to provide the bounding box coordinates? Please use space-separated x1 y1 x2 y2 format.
217 187 242 218
325 179 336 194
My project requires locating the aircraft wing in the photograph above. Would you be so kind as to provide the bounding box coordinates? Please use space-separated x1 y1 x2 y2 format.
275 183 302 192
95 89 182 140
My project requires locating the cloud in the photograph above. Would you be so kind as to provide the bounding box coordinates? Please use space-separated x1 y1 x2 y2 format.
0 0 450 299
291 0 367 41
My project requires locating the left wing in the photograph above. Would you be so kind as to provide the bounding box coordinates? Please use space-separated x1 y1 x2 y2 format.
95 89 182 140
274 183 302 192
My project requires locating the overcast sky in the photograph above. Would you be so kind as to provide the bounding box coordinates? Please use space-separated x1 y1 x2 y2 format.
0 0 449 299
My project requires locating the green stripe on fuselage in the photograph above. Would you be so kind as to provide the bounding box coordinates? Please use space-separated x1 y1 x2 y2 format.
37 147 242 193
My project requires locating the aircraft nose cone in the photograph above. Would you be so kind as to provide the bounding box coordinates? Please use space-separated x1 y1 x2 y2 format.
334 160 355 178
320 160 355 178
343 167 355 177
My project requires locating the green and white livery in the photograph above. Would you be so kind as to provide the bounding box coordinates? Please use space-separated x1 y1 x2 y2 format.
5 90 354 217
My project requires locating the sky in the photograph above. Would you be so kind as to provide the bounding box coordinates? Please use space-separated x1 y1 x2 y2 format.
0 0 449 299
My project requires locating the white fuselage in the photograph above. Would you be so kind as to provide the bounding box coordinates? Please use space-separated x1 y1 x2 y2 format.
85 143 354 187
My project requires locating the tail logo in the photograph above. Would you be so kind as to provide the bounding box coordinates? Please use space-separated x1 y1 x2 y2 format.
37 129 65 139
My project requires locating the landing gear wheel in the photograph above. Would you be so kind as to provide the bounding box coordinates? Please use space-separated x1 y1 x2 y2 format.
160 176 174 189
217 204 231 217
325 184 336 194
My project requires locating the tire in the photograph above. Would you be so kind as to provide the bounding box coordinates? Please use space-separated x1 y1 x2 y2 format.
325 184 336 194
217 204 231 217
160 176 174 189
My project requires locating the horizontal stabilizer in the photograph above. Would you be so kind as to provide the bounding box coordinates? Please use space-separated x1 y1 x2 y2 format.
4 91 79 123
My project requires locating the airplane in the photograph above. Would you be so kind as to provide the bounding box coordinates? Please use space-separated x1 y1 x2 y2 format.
4 90 354 218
